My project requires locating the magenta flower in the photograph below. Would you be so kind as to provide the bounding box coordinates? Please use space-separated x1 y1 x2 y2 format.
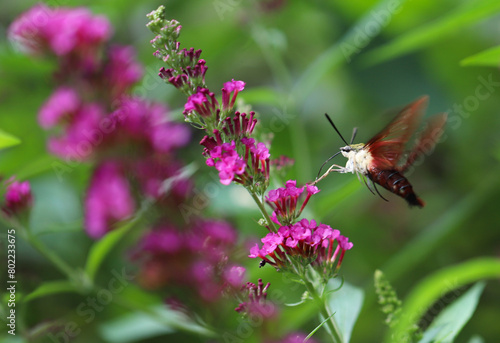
110 97 191 155
249 220 352 278
138 225 183 254
265 180 319 226
47 103 104 161
84 162 135 239
206 141 246 185
187 219 238 263
2 179 33 217
132 157 191 201
8 4 111 57
222 79 245 111
133 220 244 303
247 140 271 179
38 87 80 128
224 265 247 288
221 111 257 140
159 58 207 89
270 155 294 170
235 279 277 319
103 45 143 98
184 88 219 118
201 132 271 187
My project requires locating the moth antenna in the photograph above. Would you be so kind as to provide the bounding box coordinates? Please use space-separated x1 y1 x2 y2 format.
350 127 358 144
325 113 350 146
316 151 341 180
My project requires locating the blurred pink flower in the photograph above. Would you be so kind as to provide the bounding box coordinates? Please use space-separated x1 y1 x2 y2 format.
103 45 143 98
133 220 244 302
84 161 135 239
38 87 80 128
235 279 277 319
47 103 104 161
8 4 111 56
132 157 191 201
111 97 190 154
2 179 33 217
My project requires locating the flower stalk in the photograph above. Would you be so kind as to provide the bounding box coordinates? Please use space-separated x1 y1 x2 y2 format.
302 273 343 343
146 6 353 340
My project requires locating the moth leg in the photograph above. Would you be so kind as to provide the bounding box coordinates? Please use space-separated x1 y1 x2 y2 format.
371 179 389 202
311 164 346 185
362 176 377 196
329 164 348 173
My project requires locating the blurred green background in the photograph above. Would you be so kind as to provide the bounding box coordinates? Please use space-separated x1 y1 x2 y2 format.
1 0 500 342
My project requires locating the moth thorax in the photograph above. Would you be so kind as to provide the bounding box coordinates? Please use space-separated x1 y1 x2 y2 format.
343 146 371 174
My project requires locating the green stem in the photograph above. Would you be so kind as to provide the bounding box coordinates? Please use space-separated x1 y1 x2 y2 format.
19 226 76 281
303 276 342 343
248 189 277 232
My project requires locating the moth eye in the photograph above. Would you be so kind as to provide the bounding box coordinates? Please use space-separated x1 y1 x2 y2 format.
341 147 351 152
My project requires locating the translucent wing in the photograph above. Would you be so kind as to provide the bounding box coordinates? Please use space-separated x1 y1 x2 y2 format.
365 96 428 170
399 112 447 172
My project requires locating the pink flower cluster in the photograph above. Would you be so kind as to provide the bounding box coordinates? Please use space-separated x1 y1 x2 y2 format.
221 79 246 111
200 132 271 186
8 4 111 58
249 218 353 276
133 220 246 303
184 88 219 118
2 179 33 217
266 180 319 226
183 80 246 121
235 279 276 319
84 162 134 239
158 50 207 91
9 6 191 239
206 141 246 185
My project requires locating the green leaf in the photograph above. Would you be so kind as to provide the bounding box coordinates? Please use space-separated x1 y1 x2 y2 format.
327 279 365 343
460 45 500 67
362 0 500 66
23 281 80 303
292 0 412 103
418 282 486 343
84 214 140 282
98 305 214 342
467 335 485 343
382 171 500 281
386 258 500 343
0 129 20 150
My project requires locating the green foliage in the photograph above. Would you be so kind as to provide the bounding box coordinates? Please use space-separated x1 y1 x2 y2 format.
0 129 20 150
418 282 485 343
461 46 500 67
387 258 500 342
2 0 500 342
327 279 365 343
374 270 403 329
362 0 500 66
98 305 215 342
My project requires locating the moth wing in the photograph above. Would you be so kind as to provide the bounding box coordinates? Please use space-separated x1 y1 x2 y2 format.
365 96 428 171
399 112 447 172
